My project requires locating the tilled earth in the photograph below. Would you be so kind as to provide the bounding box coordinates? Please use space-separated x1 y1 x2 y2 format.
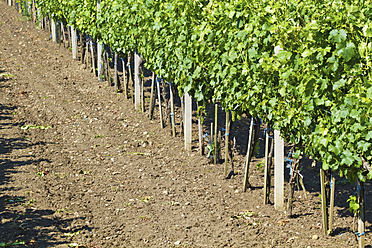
0 2 371 247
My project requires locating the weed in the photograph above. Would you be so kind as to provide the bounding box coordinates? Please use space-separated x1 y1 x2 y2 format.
138 216 151 221
0 240 25 247
54 173 67 179
141 196 153 203
123 152 149 156
230 211 255 220
94 134 104 138
169 201 181 206
79 170 90 175
21 199 35 208
55 208 72 214
256 160 265 172
64 231 80 237
66 243 86 248
0 73 15 78
21 124 51 130
37 171 48 177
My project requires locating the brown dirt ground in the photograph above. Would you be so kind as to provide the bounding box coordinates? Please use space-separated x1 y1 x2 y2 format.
0 2 371 247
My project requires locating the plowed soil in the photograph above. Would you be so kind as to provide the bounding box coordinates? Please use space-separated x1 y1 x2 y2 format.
0 2 371 247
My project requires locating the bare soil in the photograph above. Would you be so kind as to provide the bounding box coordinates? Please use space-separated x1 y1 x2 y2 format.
0 2 371 247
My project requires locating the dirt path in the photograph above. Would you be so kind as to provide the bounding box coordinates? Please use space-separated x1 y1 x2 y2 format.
0 2 371 248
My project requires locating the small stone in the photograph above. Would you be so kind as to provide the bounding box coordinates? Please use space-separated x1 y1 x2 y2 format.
312 234 318 240
174 241 181 245
78 64 86 70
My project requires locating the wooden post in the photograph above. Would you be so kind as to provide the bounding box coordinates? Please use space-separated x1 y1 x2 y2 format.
105 50 110 84
134 52 141 109
214 104 218 164
32 0 36 22
128 52 134 101
97 0 103 80
210 123 213 146
114 53 119 92
60 22 66 47
274 129 284 210
184 92 192 152
198 105 203 156
263 128 270 204
286 158 300 218
180 95 184 135
149 72 155 119
156 77 164 129
170 84 176 136
42 15 44 30
38 8 43 29
97 43 103 81
329 175 335 234
56 21 61 44
90 41 96 76
243 118 254 192
224 110 230 177
71 26 77 60
358 180 365 248
121 57 128 99
48 16 52 36
85 39 90 66
320 168 328 234
141 69 145 112
51 19 57 42
66 24 71 48
161 81 169 127
79 32 84 62
218 130 221 162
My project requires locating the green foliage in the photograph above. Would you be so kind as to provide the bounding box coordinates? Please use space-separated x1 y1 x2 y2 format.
256 160 265 173
0 240 25 247
35 0 372 183
347 195 360 214
206 141 220 160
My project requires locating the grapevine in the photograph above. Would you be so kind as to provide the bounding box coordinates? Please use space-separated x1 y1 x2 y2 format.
34 0 372 184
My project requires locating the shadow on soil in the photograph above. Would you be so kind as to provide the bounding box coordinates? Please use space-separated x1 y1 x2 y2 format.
199 103 372 228
81 47 371 240
0 102 89 247
0 68 13 84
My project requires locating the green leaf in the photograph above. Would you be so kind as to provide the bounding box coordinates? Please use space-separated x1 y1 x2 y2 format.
339 42 356 62
366 131 372 141
276 50 292 62
329 29 347 43
363 24 372 37
341 150 354 166
248 47 257 59
350 109 359 119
